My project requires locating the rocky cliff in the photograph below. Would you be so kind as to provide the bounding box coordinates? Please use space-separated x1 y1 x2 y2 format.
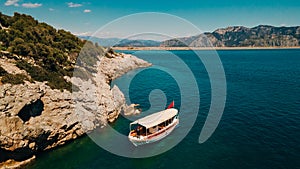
0 12 152 168
0 50 151 168
161 25 300 47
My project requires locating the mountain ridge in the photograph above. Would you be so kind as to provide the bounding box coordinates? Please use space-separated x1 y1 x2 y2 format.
79 36 161 47
161 25 300 47
80 25 300 48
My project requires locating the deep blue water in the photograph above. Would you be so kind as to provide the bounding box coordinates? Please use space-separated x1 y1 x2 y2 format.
27 49 300 169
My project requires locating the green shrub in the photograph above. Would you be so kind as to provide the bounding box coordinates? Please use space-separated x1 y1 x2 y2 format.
16 60 73 92
0 66 7 76
1 73 28 85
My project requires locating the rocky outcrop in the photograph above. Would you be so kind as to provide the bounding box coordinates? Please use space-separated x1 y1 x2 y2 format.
123 104 141 116
99 52 151 81
0 52 151 168
0 155 35 169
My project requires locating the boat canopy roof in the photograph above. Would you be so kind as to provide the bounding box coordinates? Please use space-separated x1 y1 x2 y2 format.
130 108 178 128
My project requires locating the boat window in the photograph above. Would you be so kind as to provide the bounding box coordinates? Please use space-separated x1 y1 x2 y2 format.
159 122 165 127
141 126 146 136
166 120 169 126
149 126 158 134
132 125 147 136
158 123 164 130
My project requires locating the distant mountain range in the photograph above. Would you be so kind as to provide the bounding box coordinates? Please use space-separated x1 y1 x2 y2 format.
79 36 160 47
161 25 300 47
79 36 121 47
82 25 300 48
113 39 161 47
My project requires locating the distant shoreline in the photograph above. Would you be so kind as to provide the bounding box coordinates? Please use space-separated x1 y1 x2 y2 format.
112 46 300 51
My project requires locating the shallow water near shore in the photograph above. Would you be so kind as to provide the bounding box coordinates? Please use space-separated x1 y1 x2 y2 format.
27 49 300 169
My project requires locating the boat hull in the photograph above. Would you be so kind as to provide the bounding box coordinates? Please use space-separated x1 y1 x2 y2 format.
128 118 179 146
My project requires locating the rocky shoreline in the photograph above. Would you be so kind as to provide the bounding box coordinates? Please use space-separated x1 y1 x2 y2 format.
0 51 151 168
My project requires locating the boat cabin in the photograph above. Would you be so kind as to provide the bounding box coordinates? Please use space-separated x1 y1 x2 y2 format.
129 108 178 138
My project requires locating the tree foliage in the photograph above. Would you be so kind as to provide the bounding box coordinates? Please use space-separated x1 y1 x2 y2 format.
1 73 29 85
0 66 7 76
0 12 104 91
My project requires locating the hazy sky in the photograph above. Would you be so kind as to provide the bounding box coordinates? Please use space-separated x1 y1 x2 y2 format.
1 0 299 40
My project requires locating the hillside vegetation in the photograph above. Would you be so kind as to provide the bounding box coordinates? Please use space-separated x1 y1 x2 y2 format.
0 12 103 91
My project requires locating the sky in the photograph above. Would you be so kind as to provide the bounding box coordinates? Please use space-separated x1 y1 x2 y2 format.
1 0 300 40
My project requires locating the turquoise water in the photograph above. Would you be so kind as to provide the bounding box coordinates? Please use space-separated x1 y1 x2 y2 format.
27 49 300 169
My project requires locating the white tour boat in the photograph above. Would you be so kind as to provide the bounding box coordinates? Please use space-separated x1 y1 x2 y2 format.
128 101 179 146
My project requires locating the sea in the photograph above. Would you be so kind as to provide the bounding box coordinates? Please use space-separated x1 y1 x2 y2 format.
26 49 300 169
